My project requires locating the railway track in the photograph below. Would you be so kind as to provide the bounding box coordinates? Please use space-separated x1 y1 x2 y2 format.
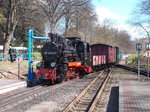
0 82 62 111
63 68 112 112
1 66 145 112
0 72 100 112
116 64 149 76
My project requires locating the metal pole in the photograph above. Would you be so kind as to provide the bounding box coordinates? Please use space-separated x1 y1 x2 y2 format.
28 29 33 81
27 29 49 84
138 50 140 81
148 58 149 79
148 31 150 80
138 24 150 80
148 35 150 80
18 63 20 79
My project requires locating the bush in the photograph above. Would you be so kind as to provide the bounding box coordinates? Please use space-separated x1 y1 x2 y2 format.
127 54 138 65
32 52 41 61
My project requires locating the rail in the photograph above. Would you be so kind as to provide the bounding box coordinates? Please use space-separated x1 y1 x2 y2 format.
116 64 148 76
63 69 112 112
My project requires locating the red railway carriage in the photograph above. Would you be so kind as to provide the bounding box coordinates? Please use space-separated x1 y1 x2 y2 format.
108 46 116 63
91 44 117 70
91 44 107 66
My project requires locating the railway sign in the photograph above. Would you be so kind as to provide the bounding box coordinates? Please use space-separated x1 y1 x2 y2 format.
144 51 150 58
136 43 142 50
16 57 23 63
145 43 150 50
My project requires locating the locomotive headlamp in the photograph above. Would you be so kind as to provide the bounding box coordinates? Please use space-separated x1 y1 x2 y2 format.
36 62 42 69
51 62 56 67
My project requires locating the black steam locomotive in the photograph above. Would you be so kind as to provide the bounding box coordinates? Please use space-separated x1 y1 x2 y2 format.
36 34 92 83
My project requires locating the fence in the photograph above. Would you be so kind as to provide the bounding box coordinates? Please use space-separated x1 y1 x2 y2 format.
0 53 42 61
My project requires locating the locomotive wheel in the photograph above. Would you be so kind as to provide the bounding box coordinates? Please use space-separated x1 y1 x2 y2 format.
67 77 70 81
76 75 79 79
38 79 45 84
74 73 79 79
70 76 74 80
57 73 65 83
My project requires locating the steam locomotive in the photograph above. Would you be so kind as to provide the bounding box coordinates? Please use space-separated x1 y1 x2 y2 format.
35 34 120 84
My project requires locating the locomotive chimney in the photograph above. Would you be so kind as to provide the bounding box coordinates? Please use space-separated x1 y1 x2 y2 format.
48 33 56 42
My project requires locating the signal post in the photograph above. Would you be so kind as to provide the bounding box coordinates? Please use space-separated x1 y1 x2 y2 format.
145 43 150 79
136 43 142 81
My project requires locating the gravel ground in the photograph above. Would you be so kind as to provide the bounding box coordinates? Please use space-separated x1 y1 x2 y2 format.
95 67 148 112
2 72 99 112
1 67 148 112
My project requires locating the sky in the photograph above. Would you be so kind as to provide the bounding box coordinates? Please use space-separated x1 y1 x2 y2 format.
92 0 142 40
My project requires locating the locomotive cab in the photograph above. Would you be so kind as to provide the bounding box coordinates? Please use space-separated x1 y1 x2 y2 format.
66 37 91 66
67 37 92 74
76 41 91 67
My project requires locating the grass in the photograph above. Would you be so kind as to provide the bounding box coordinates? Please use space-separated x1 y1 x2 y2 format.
0 60 27 67
0 61 28 79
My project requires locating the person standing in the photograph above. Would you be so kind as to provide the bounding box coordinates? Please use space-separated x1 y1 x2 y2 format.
9 46 14 63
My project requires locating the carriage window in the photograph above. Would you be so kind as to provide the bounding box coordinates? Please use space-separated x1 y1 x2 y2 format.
77 45 83 51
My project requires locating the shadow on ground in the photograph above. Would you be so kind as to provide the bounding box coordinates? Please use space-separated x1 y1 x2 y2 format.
107 86 119 112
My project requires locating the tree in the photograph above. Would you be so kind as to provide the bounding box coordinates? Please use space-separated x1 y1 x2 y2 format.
0 13 6 44
13 2 46 47
129 0 150 38
0 0 46 59
36 0 66 33
37 0 90 35
0 0 32 59
139 0 150 24
66 1 97 41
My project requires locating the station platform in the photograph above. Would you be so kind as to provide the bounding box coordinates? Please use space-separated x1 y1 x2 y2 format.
119 81 150 112
0 79 26 94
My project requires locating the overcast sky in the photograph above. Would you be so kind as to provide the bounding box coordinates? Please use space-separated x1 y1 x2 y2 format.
92 0 143 40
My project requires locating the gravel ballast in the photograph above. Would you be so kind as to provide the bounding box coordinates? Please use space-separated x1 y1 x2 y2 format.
2 73 99 112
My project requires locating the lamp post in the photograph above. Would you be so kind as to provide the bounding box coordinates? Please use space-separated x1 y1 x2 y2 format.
138 24 150 79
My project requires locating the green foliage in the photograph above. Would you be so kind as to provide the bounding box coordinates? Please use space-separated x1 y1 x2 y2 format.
127 53 148 69
32 52 42 69
127 54 138 65
0 13 6 24
32 52 42 61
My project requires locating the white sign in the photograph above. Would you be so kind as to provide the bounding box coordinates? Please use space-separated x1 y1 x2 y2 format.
16 57 23 63
136 43 142 50
146 43 150 50
144 51 150 58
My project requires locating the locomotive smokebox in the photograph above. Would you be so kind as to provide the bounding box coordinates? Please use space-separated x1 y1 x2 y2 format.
41 42 60 68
